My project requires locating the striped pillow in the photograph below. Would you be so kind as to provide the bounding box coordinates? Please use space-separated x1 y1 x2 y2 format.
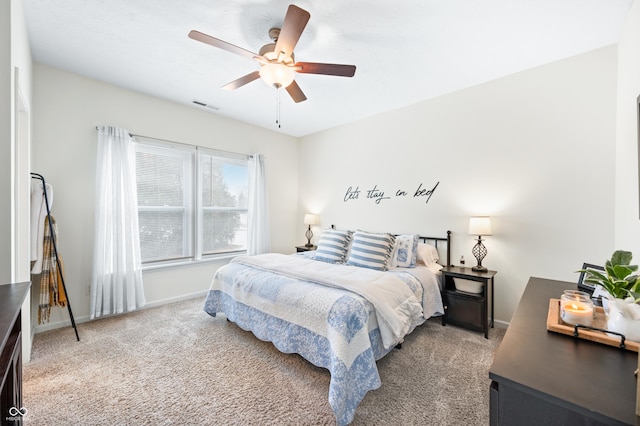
346 231 396 271
313 229 353 264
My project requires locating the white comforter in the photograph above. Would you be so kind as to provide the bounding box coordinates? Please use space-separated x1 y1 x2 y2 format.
236 253 424 349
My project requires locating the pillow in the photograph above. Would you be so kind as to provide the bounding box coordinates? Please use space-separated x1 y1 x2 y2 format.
312 229 353 264
390 234 419 268
417 243 440 267
346 231 396 271
427 263 443 274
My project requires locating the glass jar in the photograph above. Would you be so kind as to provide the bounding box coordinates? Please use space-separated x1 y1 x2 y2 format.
560 289 594 326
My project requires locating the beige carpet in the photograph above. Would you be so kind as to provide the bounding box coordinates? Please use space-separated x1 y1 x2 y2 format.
23 297 504 425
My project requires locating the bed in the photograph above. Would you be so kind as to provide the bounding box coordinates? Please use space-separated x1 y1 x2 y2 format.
203 229 451 425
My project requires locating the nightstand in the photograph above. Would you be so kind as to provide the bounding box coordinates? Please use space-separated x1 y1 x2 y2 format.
441 266 497 338
295 245 316 253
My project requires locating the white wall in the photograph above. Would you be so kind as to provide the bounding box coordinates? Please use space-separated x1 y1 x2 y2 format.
1 0 12 283
2 0 32 282
299 46 617 324
11 0 32 280
615 1 640 257
31 64 299 330
4 0 33 360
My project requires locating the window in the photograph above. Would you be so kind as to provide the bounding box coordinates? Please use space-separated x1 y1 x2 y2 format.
199 152 248 256
134 138 249 266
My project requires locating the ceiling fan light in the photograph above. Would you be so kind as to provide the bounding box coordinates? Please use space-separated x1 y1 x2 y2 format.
259 63 295 88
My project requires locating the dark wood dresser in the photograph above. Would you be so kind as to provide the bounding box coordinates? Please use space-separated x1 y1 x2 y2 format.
489 277 639 425
1 282 30 425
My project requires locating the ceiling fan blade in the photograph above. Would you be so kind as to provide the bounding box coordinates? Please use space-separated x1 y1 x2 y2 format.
253 55 270 65
294 62 356 77
274 5 310 59
285 80 307 103
189 30 257 61
222 71 261 90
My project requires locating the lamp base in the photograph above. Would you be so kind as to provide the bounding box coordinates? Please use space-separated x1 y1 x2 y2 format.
305 225 313 247
471 237 488 273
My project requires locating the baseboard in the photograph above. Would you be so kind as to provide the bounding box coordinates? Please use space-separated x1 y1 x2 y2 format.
33 314 90 334
142 290 208 309
494 319 510 329
33 290 209 334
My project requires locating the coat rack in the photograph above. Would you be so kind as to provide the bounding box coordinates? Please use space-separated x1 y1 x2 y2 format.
30 172 79 341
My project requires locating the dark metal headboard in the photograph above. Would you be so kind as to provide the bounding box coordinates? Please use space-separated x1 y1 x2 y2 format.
418 231 452 267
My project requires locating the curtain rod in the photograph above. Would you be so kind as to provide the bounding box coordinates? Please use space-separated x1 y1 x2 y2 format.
94 126 253 159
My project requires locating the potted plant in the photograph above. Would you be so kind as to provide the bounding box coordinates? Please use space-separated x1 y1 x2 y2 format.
579 250 640 300
578 250 640 341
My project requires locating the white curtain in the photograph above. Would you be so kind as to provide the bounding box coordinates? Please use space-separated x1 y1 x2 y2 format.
247 154 270 255
90 126 146 319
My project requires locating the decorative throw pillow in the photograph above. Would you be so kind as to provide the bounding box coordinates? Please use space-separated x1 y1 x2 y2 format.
391 234 419 268
312 229 353 264
346 231 396 271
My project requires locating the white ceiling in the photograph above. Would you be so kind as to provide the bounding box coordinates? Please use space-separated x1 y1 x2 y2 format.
23 0 632 137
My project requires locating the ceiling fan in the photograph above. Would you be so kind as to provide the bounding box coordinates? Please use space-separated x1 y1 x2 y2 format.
188 4 356 103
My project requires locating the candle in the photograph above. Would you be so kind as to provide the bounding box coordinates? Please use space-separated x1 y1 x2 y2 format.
560 289 594 326
561 301 594 326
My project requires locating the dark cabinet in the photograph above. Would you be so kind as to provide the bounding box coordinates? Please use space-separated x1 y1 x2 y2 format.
441 266 496 338
1 282 30 425
489 277 639 425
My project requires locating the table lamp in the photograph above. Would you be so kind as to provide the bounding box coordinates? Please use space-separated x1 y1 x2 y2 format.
469 216 492 272
304 214 318 247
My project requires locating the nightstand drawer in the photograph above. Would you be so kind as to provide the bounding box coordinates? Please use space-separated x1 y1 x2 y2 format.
444 292 485 332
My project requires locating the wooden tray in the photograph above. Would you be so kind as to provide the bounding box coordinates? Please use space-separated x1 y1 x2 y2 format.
546 298 640 352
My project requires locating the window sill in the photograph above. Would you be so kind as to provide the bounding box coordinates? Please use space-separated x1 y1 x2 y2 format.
141 252 243 272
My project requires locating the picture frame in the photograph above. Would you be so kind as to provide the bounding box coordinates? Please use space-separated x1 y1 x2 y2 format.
577 262 605 294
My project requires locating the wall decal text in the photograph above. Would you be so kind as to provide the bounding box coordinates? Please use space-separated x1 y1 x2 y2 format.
343 182 439 205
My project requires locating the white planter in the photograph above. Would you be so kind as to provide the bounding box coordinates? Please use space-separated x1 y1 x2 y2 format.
603 298 640 342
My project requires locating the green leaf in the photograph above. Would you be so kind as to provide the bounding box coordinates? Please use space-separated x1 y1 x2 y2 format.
600 281 620 298
629 290 640 303
580 269 608 283
584 277 605 286
612 265 635 280
627 274 639 285
611 250 633 266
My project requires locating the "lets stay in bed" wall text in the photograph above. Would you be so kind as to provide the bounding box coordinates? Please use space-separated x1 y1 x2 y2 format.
343 181 439 205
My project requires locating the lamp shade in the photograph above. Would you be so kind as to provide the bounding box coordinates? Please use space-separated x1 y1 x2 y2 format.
304 214 319 225
259 63 295 88
469 216 492 236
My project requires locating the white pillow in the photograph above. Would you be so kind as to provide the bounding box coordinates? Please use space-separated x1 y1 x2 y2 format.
427 263 444 273
390 234 419 268
417 243 440 267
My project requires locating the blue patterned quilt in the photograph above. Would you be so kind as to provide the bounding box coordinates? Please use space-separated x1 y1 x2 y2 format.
203 253 443 425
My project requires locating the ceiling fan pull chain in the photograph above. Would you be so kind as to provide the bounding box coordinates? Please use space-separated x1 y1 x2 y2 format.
276 88 281 128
